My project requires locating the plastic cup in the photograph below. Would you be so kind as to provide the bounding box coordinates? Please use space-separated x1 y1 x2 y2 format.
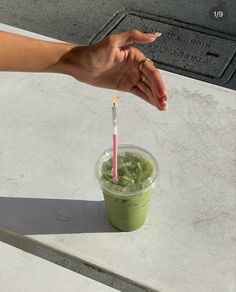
95 144 159 231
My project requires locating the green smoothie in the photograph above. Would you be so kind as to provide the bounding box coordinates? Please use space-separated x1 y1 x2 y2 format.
96 145 158 231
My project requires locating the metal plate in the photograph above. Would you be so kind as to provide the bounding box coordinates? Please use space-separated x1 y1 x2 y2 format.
91 11 236 87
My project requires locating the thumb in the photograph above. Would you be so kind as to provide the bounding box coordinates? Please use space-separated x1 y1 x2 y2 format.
108 29 161 47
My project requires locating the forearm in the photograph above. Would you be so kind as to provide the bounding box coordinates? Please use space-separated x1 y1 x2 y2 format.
0 31 76 74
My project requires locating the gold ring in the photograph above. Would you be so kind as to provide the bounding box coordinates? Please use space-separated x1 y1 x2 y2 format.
142 75 147 83
139 58 153 71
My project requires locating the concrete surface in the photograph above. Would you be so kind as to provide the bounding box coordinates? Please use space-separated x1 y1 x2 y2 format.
0 24 236 292
0 241 118 292
0 0 235 88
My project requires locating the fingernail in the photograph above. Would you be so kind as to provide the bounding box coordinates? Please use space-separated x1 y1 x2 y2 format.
157 98 168 111
146 32 161 38
145 33 157 38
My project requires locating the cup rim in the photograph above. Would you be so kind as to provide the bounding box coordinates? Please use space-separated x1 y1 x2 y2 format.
94 144 159 196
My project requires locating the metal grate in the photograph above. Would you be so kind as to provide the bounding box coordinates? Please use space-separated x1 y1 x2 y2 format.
91 11 236 88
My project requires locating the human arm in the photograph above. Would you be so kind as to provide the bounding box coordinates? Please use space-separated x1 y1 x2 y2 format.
0 29 167 110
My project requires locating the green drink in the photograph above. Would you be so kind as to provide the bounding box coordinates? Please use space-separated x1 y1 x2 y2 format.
95 145 158 231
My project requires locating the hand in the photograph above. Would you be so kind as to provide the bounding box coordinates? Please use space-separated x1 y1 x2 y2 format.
64 29 168 110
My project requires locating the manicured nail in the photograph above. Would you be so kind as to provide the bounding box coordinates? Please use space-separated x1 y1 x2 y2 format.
157 98 168 111
146 33 156 38
146 32 161 38
163 94 168 101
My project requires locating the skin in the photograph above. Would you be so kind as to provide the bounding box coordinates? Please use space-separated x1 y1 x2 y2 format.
0 29 167 110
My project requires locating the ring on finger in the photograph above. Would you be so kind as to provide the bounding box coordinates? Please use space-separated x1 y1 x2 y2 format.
142 75 147 83
141 73 150 86
139 58 153 71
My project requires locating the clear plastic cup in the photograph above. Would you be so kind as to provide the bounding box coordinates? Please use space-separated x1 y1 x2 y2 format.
95 144 159 231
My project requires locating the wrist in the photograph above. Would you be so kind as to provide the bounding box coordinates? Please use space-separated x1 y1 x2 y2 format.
44 42 78 75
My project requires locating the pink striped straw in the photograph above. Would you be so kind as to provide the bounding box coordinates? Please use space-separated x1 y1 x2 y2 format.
113 132 118 181
112 97 119 182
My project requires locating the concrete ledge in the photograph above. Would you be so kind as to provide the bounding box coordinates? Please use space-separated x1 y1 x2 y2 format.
0 240 118 292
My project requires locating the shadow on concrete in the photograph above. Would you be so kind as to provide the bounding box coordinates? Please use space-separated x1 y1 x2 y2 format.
0 197 118 234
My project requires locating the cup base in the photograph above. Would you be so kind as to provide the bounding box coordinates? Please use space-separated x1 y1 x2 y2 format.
108 216 146 232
